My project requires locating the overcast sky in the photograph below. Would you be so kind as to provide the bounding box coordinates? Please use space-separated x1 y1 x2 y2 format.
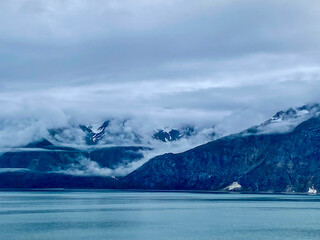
1 0 320 146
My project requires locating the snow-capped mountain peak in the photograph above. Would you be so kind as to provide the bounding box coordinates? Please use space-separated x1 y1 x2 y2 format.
244 103 320 135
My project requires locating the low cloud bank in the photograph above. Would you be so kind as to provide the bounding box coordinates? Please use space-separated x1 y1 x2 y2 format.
1 1 320 149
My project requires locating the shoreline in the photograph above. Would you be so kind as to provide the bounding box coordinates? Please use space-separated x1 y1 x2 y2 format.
0 188 318 196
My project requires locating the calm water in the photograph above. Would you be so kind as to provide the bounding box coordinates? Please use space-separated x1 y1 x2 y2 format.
0 191 320 240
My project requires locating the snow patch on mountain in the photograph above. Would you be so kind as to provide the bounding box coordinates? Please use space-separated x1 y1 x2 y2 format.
243 103 320 135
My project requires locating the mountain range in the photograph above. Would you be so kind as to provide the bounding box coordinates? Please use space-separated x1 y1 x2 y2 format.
0 103 319 193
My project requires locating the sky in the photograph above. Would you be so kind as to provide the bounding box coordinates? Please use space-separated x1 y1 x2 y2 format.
1 0 320 147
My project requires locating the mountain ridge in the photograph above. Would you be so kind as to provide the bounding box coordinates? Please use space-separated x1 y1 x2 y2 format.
122 114 320 193
0 103 320 192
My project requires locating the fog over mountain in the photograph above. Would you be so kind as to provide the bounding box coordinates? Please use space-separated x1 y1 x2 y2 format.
3 4 320 240
1 0 320 151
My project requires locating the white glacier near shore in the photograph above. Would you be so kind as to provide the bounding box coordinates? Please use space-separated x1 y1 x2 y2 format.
307 186 317 194
225 182 242 191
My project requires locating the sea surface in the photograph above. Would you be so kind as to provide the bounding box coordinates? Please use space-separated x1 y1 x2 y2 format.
0 190 320 240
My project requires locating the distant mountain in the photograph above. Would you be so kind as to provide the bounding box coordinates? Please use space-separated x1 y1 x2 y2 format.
243 103 320 135
123 104 320 193
48 120 219 147
25 139 53 148
0 139 149 173
41 104 320 149
0 119 220 188
0 137 150 188
153 126 195 142
78 120 142 145
1 103 320 192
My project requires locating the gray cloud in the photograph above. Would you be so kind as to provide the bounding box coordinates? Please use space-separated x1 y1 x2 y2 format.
1 0 320 148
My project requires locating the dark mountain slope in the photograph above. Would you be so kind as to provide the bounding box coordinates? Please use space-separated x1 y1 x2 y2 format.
90 146 148 169
0 170 118 189
0 144 148 173
123 116 320 193
0 150 87 172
